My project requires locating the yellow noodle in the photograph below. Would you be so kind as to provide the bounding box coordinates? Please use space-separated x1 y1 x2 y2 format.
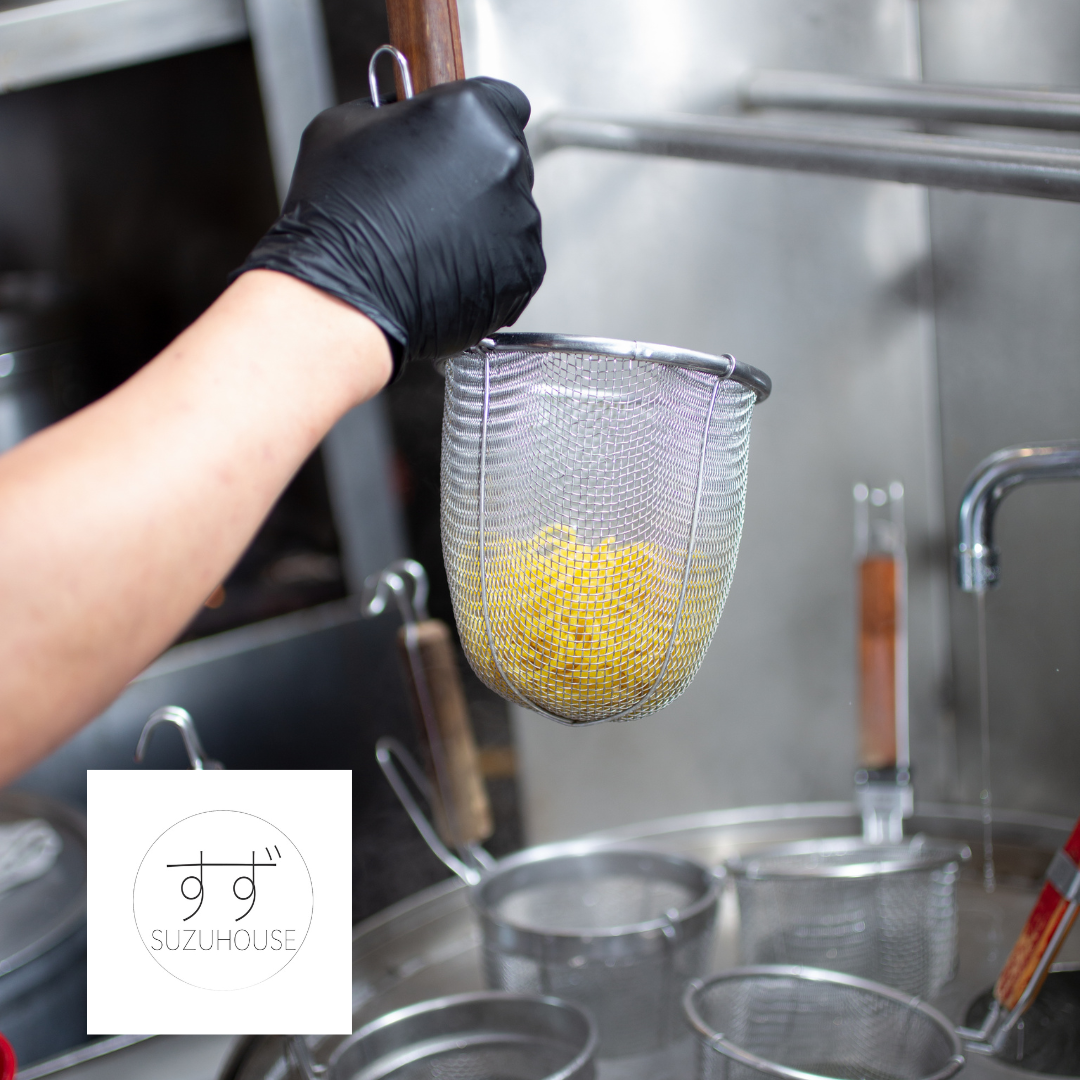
456 526 719 719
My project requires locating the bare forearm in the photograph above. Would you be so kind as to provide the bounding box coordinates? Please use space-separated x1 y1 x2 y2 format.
0 69 545 781
0 270 391 782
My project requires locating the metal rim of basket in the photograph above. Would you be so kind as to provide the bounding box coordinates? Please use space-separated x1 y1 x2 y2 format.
481 333 772 401
469 839 723 948
465 332 769 726
327 990 598 1080
725 835 971 880
682 965 966 1080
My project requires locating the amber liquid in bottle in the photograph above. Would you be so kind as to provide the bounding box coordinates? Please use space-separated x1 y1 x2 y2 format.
858 555 897 769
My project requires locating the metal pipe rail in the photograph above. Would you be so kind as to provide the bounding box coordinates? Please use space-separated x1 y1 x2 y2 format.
740 70 1080 132
529 110 1080 202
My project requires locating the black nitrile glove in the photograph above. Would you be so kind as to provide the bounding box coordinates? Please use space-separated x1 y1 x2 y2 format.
234 77 545 379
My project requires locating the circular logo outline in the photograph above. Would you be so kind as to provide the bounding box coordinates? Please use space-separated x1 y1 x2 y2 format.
132 809 314 991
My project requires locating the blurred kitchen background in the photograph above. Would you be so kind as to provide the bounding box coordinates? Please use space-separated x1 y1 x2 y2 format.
2 0 1080 1064
0 0 526 926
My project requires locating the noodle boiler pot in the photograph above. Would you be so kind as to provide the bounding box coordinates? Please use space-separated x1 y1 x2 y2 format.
221 801 1080 1080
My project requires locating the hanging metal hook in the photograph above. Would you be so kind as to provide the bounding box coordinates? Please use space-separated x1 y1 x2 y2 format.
135 706 224 771
368 44 414 108
361 559 429 626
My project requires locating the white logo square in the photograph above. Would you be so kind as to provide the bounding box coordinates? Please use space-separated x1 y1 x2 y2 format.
87 770 352 1035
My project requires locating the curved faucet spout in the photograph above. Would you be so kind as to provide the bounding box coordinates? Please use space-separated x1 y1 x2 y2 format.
957 442 1080 593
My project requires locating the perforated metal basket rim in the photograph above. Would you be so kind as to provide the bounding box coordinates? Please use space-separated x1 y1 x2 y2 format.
682 965 965 1080
472 332 773 402
329 990 598 1080
471 839 723 942
725 835 971 880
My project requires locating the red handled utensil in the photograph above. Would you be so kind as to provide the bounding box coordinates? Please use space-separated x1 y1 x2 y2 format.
960 812 1080 1054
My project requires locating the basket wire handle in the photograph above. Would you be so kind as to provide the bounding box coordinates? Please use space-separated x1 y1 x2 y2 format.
285 1035 326 1079
362 562 460 856
368 45 414 107
375 737 492 885
477 347 723 722
135 706 223 770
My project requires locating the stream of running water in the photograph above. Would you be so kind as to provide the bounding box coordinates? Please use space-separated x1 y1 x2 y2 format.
975 589 996 893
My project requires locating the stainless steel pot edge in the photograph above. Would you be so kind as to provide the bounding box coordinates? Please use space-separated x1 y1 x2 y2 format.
580 799 1075 849
725 835 972 879
344 797 1070 958
15 1035 156 1079
482 332 773 402
682 965 966 1080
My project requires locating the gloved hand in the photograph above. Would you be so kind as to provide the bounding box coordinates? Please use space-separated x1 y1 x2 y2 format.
234 77 545 380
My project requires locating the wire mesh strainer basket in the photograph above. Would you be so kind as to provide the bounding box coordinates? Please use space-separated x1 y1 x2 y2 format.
726 836 969 999
441 333 770 724
683 966 964 1080
474 844 722 1060
377 739 722 1061
286 992 597 1080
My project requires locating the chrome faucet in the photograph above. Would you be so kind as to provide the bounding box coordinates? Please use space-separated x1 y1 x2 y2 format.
957 443 1080 593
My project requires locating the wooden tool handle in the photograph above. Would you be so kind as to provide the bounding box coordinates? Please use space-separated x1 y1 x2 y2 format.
381 1 476 844
398 619 493 847
385 0 465 93
995 815 1080 1010
858 555 897 769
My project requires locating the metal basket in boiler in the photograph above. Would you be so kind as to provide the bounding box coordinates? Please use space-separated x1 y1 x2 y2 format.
726 836 969 999
683 966 964 1080
285 991 597 1080
474 844 721 1060
377 739 722 1061
441 333 771 725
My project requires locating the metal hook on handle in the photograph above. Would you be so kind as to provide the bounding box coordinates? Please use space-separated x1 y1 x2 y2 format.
135 706 223 770
376 738 493 885
363 561 471 859
284 1035 326 1079
368 44 414 108
361 559 429 626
